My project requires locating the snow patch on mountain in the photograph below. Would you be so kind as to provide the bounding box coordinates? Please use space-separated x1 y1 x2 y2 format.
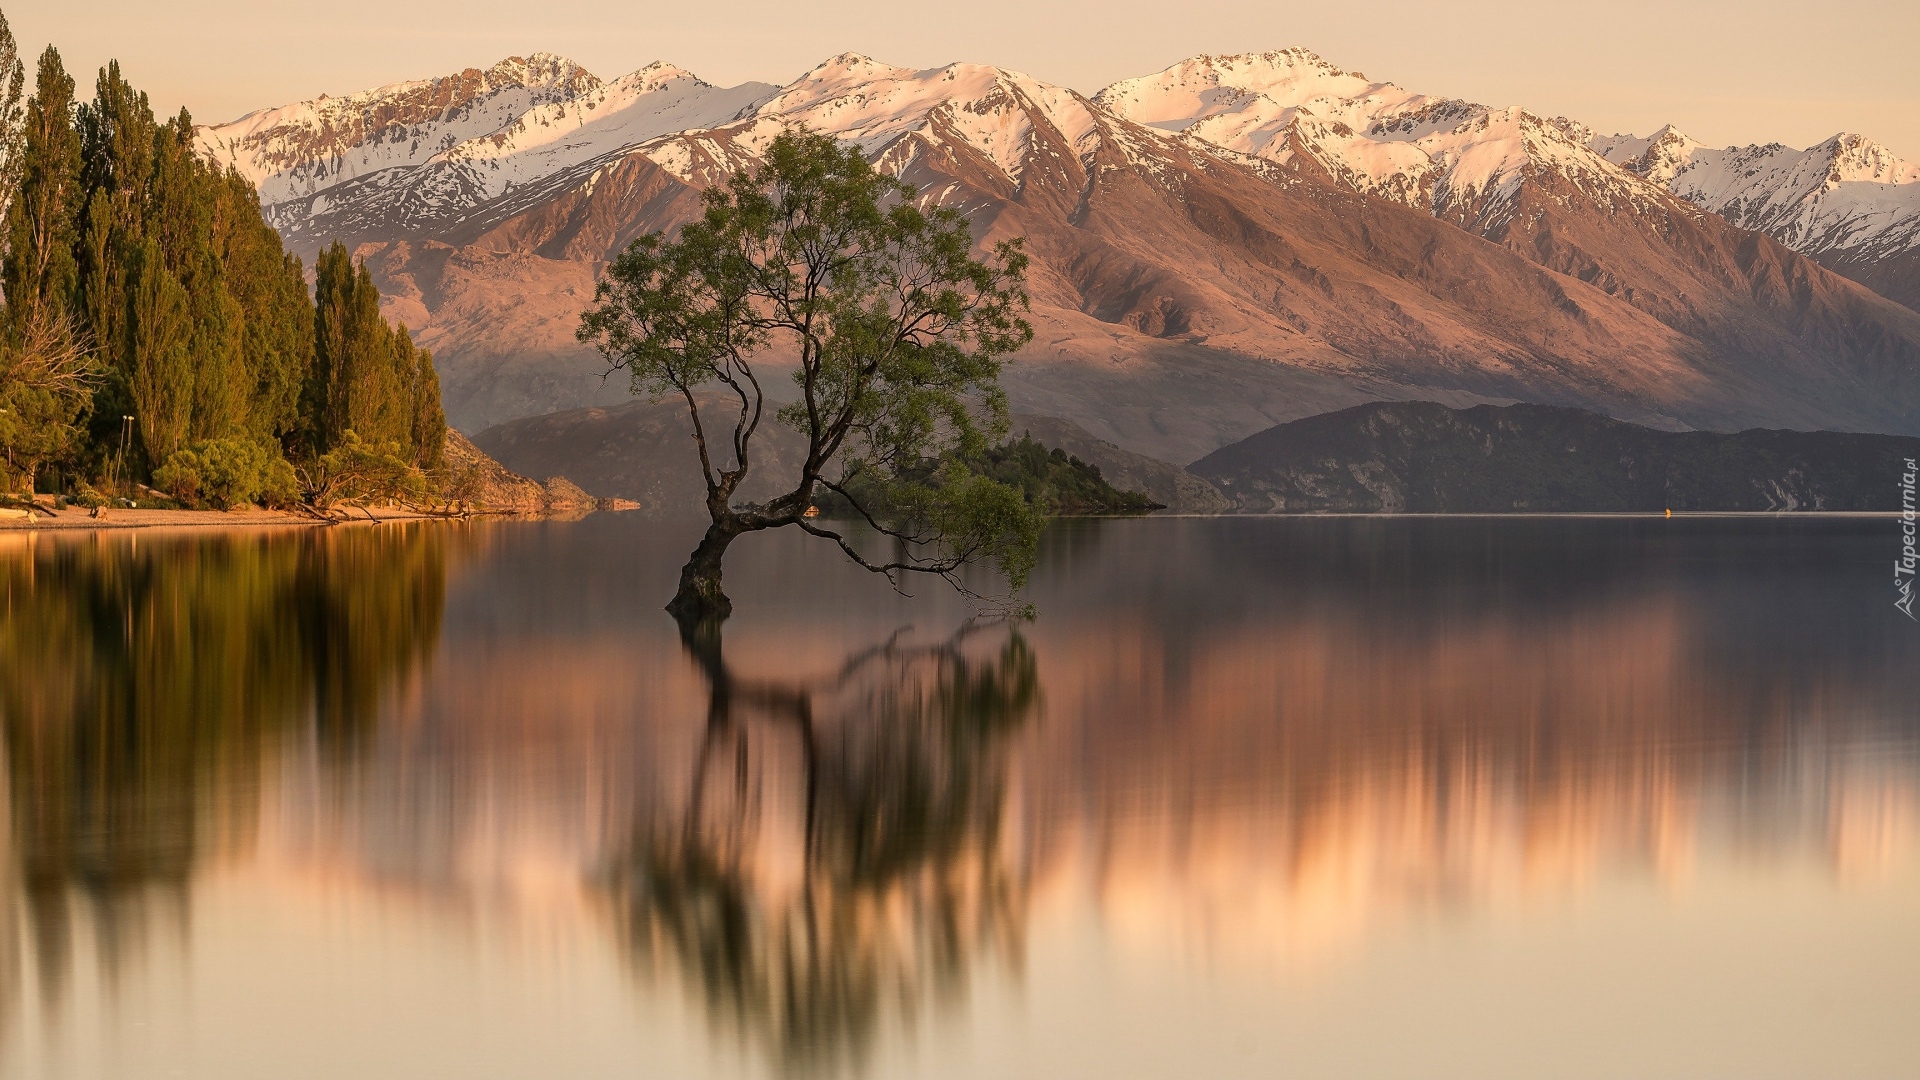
198 54 597 202
196 54 774 243
200 44 1920 308
1094 49 1442 206
1598 128 1920 263
1094 50 1671 233
633 54 1106 186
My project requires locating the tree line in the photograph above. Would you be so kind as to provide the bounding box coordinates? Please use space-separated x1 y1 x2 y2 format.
0 9 444 507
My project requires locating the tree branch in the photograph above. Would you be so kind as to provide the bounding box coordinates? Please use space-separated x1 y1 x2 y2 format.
795 517 981 598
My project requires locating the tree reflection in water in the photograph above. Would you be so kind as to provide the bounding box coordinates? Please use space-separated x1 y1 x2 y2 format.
602 618 1040 1076
0 525 457 1016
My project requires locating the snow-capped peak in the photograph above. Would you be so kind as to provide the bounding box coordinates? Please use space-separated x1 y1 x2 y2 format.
712 57 1104 181
1587 124 1920 262
1819 133 1920 186
1593 123 1703 185
1094 49 1660 230
195 54 776 243
1095 48 1432 143
200 44 1920 291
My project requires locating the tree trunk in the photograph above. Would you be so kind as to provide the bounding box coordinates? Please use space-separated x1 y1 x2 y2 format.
667 519 742 625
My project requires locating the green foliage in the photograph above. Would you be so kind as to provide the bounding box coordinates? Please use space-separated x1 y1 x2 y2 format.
0 11 26 216
409 342 446 471
308 242 442 469
895 461 1044 589
0 378 78 491
986 438 1160 513
153 436 297 509
0 32 442 508
3 46 82 342
822 435 1160 527
124 236 192 461
296 431 428 511
580 126 1037 607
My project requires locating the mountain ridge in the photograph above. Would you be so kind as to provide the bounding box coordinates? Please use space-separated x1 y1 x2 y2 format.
1594 126 1920 310
194 48 1920 458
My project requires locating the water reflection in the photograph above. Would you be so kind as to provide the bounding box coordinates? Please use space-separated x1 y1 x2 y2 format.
0 525 457 1017
1020 519 1920 969
0 516 1914 1079
603 622 1038 1075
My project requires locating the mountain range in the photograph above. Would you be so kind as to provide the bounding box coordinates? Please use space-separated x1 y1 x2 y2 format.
195 48 1920 465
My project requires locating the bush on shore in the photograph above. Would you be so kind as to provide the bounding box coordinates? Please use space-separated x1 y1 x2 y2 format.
153 438 298 509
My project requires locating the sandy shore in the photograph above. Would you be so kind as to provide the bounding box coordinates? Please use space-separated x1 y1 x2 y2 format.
0 505 451 531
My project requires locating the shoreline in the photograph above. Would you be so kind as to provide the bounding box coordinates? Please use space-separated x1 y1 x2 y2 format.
0 506 469 532
4 505 1904 534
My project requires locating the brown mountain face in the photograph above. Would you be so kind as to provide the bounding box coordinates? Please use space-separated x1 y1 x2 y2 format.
364 152 710 428
468 392 810 514
341 59 1920 464
1428 149 1920 435
1816 247 1920 317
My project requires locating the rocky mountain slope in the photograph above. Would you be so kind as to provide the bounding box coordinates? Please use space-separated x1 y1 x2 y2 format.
1594 128 1920 311
1093 49 1631 234
469 393 809 513
198 50 1920 461
1191 401 1920 512
1099 51 1920 315
443 429 615 515
197 54 774 254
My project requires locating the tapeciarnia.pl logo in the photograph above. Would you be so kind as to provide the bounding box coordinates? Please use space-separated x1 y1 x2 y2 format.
1900 457 1918 620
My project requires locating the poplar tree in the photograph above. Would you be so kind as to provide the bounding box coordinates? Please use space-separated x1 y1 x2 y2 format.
309 241 437 459
0 9 26 228
0 22 443 503
409 343 445 470
124 237 190 462
0 42 95 492
2 46 81 339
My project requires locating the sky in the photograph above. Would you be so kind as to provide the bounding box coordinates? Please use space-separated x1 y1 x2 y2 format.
11 0 1919 158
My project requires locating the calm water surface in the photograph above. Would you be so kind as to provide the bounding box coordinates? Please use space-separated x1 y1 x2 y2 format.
0 515 1916 1079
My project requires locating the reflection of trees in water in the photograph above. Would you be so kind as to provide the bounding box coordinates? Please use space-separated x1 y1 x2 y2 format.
603 622 1039 1076
0 525 455 1014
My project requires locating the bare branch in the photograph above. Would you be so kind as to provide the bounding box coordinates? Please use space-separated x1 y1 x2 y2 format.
796 517 982 599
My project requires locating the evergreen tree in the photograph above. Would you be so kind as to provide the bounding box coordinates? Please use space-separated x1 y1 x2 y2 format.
0 42 93 492
2 47 82 340
75 62 157 379
124 236 190 463
0 27 442 504
310 242 418 453
0 296 94 492
0 9 27 228
308 241 356 450
409 340 445 471
209 168 309 442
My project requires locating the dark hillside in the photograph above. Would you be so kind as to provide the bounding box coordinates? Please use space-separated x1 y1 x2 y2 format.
1191 402 1920 512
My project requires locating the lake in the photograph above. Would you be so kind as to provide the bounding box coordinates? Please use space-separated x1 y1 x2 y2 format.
1 514 1916 1079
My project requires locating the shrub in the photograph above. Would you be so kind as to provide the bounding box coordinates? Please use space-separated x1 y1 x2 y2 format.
295 431 427 510
154 438 298 509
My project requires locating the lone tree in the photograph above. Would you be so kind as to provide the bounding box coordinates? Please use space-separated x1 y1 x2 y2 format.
579 128 1039 623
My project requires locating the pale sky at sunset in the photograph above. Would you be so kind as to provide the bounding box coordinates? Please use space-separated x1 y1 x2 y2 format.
12 0 1919 158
